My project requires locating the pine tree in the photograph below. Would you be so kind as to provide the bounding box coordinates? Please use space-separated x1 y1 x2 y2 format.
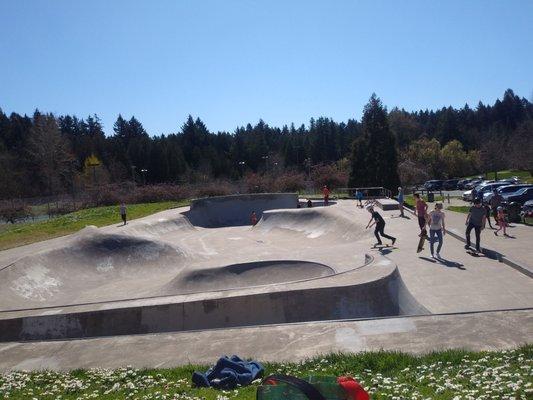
349 94 401 191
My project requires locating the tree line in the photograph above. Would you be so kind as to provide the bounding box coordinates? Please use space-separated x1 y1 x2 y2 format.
0 88 532 199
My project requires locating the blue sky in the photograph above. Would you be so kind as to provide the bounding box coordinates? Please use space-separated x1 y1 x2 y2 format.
1 0 532 135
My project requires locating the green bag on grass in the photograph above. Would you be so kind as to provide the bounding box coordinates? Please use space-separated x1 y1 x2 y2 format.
256 375 348 400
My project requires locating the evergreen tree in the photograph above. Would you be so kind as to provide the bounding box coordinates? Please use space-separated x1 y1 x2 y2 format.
349 94 400 190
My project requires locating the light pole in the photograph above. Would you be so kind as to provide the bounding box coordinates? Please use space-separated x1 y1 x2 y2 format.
131 165 137 186
140 169 148 185
262 155 269 173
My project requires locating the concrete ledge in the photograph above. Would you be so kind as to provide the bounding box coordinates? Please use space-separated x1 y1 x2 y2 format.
0 308 530 372
0 266 428 342
375 198 399 211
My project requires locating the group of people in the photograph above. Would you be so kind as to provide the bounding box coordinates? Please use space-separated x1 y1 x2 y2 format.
365 187 508 258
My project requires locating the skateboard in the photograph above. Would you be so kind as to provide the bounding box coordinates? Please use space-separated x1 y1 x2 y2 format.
416 229 428 253
372 243 397 249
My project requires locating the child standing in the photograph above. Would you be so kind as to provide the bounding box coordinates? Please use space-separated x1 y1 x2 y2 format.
494 206 508 236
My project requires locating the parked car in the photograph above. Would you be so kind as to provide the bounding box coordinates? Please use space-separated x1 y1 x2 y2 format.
473 182 512 202
464 179 483 189
443 179 460 190
457 179 473 190
424 180 445 191
502 187 533 205
462 189 473 201
483 184 533 204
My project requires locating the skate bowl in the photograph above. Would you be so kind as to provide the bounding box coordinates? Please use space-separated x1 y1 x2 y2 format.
0 196 429 342
184 193 298 227
168 260 335 292
0 260 428 341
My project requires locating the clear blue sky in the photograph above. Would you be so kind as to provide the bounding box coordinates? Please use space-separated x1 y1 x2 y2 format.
1 0 532 135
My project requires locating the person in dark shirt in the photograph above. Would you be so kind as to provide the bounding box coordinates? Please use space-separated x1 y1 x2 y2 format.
366 206 396 246
465 199 486 253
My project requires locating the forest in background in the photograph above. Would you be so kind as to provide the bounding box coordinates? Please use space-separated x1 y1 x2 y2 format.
0 88 532 203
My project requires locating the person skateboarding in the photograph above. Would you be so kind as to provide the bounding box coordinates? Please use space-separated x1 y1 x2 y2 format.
119 202 127 225
413 194 428 234
323 185 330 206
427 203 446 258
365 205 396 247
465 198 486 253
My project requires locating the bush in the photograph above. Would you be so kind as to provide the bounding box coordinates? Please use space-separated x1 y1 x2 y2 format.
0 202 31 223
272 171 307 192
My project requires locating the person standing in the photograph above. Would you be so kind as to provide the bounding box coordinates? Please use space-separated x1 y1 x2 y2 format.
366 206 396 247
355 189 364 208
323 185 330 206
250 211 258 226
397 187 405 217
427 203 446 258
490 189 503 224
465 199 486 253
119 202 127 225
484 203 494 229
414 194 428 234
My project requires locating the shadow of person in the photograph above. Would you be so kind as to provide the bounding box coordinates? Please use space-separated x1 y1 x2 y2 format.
437 257 466 270
419 256 437 263
504 234 517 239
378 248 393 255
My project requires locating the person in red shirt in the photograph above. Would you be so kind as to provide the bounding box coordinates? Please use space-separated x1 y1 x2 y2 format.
323 185 330 206
250 211 258 226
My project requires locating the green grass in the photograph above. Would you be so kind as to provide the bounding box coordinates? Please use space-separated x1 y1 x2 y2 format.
0 201 189 250
1 346 531 399
467 169 533 183
404 194 444 208
448 205 471 214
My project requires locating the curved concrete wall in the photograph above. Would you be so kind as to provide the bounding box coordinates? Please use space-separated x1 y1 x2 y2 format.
0 267 428 341
185 193 298 227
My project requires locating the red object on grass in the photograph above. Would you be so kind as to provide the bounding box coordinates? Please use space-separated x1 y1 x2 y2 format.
337 376 370 400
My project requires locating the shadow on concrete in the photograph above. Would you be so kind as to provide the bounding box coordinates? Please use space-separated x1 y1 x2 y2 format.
436 257 466 270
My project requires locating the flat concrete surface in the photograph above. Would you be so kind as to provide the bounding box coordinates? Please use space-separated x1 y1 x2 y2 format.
444 209 533 274
0 309 531 372
0 198 532 368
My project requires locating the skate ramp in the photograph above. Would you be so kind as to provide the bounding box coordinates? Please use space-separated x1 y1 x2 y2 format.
0 264 430 341
121 214 195 237
255 208 372 241
184 193 298 227
167 260 334 292
0 228 187 310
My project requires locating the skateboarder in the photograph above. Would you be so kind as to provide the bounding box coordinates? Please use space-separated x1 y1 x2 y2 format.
465 198 486 253
323 185 330 206
365 206 396 247
427 203 446 258
119 202 127 225
413 194 428 233
397 187 405 217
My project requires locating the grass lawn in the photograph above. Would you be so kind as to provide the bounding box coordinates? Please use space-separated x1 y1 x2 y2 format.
1 346 531 399
0 201 189 251
404 194 444 208
468 169 533 184
447 205 471 214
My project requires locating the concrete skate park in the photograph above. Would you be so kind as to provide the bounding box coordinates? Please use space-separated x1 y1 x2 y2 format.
0 193 532 371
